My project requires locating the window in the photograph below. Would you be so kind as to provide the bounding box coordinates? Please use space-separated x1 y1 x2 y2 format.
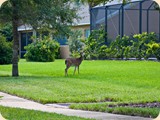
20 32 33 57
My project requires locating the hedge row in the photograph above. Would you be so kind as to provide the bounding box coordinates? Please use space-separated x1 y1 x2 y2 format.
84 30 160 61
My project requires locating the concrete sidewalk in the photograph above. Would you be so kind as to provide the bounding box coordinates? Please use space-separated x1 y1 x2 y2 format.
0 92 152 120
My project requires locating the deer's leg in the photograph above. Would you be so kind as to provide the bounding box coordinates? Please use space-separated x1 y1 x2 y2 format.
73 66 76 75
65 65 70 76
65 68 67 76
77 66 79 74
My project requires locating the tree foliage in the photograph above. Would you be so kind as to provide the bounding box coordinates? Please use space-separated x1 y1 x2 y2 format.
0 0 78 36
0 34 12 64
0 0 79 76
0 23 13 41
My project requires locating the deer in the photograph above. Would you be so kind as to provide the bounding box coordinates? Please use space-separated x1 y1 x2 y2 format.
65 53 83 76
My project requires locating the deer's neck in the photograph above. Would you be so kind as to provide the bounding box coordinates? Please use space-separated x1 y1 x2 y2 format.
79 55 83 61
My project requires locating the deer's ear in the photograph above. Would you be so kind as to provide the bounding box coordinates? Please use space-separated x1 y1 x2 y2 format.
82 52 85 56
80 51 84 54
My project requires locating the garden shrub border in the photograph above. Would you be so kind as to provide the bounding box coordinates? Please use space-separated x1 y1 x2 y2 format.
84 31 160 61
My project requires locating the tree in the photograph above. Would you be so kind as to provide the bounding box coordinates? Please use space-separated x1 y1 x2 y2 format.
0 23 13 41
0 0 78 77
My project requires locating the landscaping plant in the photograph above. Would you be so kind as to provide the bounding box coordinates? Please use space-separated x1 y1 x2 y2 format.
24 36 59 62
131 32 158 60
84 31 159 60
0 34 12 64
146 43 160 61
109 35 132 59
84 28 107 60
68 30 84 57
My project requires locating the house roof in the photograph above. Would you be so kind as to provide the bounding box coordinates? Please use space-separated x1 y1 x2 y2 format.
73 4 90 26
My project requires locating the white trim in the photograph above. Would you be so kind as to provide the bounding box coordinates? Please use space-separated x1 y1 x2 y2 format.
72 23 90 26
18 24 33 31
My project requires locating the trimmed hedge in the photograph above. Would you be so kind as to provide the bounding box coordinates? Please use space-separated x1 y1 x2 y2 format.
84 31 160 61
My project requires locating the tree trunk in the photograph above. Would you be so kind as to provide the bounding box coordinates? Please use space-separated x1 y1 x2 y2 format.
12 1 19 77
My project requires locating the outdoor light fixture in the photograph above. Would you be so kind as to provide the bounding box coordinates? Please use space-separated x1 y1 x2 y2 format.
153 0 160 6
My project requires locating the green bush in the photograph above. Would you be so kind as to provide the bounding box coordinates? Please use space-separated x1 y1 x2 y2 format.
24 36 59 62
146 43 160 61
154 44 160 61
98 45 109 59
84 30 159 60
68 30 84 57
131 32 158 60
84 28 107 60
109 35 132 59
108 32 158 60
55 47 61 59
0 34 12 64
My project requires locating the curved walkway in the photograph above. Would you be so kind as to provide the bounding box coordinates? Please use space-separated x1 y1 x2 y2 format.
0 92 152 120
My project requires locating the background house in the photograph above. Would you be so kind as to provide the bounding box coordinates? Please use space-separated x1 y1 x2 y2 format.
18 4 90 58
72 4 90 39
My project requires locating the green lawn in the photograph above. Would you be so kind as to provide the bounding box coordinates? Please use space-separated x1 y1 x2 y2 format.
0 59 160 117
0 105 92 120
70 102 160 118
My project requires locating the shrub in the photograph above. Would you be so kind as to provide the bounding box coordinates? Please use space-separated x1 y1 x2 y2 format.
68 30 84 57
146 43 160 61
55 47 61 59
109 35 132 59
0 34 12 64
131 32 158 60
24 36 59 62
98 45 109 59
154 45 160 61
84 28 107 60
84 30 159 60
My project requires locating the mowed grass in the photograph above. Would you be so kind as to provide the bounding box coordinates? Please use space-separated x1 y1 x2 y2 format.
70 102 160 118
0 59 160 103
0 105 92 120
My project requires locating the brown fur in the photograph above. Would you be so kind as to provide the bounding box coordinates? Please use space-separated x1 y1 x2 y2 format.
65 54 83 76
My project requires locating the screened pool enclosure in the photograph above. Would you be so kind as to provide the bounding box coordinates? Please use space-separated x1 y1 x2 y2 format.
90 0 160 43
